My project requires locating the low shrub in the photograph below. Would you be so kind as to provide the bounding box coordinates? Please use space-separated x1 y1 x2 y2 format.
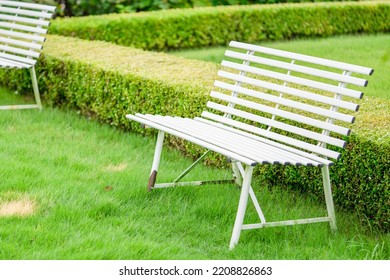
50 1 390 50
0 35 388 231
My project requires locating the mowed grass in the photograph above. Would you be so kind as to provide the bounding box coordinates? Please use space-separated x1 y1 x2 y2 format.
0 88 389 260
171 33 390 100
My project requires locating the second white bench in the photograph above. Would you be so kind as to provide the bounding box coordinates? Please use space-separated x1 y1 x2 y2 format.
0 0 56 110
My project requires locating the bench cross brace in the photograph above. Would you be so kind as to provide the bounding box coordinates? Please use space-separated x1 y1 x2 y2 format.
148 131 235 191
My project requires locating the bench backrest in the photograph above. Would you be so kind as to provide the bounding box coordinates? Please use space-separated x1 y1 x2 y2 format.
0 0 55 67
202 41 373 161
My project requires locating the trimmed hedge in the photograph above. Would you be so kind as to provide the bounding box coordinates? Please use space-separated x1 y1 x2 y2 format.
50 1 390 51
36 0 362 16
0 35 389 231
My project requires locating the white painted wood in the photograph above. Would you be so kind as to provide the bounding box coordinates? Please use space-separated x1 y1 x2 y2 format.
0 29 45 42
210 91 349 145
211 90 354 124
0 21 48 34
0 57 30 68
0 44 40 58
0 36 43 50
205 103 341 159
141 114 292 165
217 70 359 112
127 114 257 166
222 60 364 99
229 41 374 75
195 117 334 166
145 114 331 166
0 14 50 27
225 50 369 87
214 80 359 114
0 0 57 12
0 52 36 65
0 6 53 18
170 116 316 165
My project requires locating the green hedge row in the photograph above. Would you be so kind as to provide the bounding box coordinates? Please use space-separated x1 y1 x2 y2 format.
50 1 390 51
34 0 362 16
0 35 388 231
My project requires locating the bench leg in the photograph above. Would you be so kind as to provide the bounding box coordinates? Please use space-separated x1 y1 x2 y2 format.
233 161 266 224
30 66 42 111
322 165 337 232
148 130 165 191
229 164 254 250
0 67 42 111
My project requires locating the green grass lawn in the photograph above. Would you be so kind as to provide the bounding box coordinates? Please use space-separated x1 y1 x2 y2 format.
0 88 389 260
170 33 390 100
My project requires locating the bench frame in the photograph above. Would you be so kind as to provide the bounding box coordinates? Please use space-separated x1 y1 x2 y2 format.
0 0 56 110
127 41 373 249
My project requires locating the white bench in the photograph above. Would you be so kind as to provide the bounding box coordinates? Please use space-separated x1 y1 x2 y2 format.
0 0 55 110
126 41 374 249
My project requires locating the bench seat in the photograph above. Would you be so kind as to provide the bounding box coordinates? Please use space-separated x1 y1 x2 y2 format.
129 114 334 167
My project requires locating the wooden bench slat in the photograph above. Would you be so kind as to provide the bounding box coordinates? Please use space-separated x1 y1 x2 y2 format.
0 29 45 42
0 14 50 27
210 91 348 147
0 59 20 68
0 0 57 12
202 107 340 160
0 6 53 19
0 21 48 34
222 60 364 99
212 85 355 125
225 50 368 87
0 44 40 58
128 114 258 166
218 71 359 112
160 116 282 165
0 36 43 50
141 114 326 166
195 117 333 166
0 52 35 65
188 118 322 166
181 118 312 166
215 80 359 119
229 41 374 76
0 57 29 68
